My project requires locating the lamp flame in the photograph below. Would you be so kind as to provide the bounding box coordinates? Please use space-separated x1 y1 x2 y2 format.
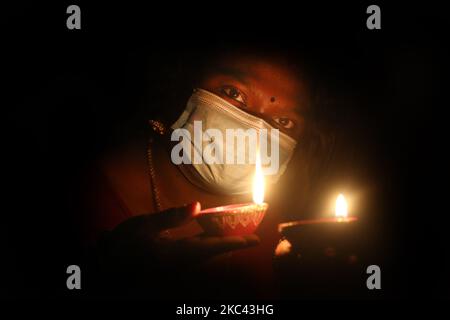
252 148 265 204
335 194 348 218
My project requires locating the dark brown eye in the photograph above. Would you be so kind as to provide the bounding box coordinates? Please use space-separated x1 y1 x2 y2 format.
273 117 295 129
221 86 246 105
229 88 239 98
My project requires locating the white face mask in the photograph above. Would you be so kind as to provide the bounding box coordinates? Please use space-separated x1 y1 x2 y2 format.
171 88 297 195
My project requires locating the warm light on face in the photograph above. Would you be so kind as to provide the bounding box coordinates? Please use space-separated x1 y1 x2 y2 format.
335 194 348 218
252 148 265 204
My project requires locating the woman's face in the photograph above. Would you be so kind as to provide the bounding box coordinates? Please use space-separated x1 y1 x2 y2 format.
199 56 309 140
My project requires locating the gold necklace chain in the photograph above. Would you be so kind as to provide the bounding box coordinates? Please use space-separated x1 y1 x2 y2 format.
146 138 163 212
146 120 172 239
147 137 172 239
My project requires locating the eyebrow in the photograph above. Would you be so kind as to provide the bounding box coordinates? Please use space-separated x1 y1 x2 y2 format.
213 66 251 85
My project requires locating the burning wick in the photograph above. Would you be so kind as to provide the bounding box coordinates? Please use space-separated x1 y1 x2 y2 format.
335 193 349 221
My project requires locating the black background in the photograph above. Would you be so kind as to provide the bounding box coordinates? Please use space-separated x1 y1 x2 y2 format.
2 1 449 301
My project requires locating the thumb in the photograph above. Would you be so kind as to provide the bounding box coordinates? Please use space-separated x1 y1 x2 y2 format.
144 201 201 232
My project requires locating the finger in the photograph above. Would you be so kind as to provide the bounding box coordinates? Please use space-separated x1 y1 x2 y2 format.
241 234 260 246
194 233 260 247
193 233 260 244
142 201 201 232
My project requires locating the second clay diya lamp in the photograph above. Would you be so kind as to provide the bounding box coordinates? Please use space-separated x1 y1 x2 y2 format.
275 194 365 297
278 194 360 260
